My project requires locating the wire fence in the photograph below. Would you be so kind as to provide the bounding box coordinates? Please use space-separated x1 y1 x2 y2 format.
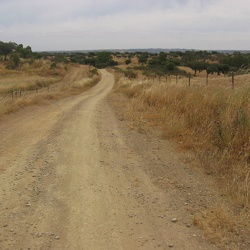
139 72 250 90
0 80 73 109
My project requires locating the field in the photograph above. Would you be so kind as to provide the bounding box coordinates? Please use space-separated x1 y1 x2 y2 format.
0 60 100 116
112 66 250 245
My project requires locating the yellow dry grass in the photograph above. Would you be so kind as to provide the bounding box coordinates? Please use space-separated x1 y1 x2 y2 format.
0 61 100 117
113 71 250 247
193 206 238 247
0 60 67 93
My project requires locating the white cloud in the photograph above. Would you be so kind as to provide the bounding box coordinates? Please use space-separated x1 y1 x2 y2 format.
0 0 249 50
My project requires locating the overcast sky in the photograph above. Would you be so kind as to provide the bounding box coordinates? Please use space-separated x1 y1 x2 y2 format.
0 0 249 51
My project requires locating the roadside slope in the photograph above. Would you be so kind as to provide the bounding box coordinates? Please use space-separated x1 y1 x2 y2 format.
0 70 221 249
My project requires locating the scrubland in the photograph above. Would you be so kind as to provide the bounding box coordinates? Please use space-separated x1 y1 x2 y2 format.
0 60 100 116
113 69 250 244
1 51 250 247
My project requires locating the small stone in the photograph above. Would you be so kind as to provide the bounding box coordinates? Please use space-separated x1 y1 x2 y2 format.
171 218 177 223
186 224 192 228
26 202 31 206
169 244 174 248
55 236 60 240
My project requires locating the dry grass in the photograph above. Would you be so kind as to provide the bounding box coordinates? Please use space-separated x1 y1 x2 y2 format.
0 62 100 117
114 75 250 205
113 71 250 247
0 60 67 93
193 206 238 247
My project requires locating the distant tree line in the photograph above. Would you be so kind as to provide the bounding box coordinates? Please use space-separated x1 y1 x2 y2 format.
0 41 34 69
1 41 249 76
126 50 250 77
69 51 118 68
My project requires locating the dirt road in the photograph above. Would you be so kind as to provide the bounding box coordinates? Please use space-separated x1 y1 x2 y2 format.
0 70 220 249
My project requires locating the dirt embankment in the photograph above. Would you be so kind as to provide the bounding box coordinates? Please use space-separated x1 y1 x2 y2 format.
0 70 248 249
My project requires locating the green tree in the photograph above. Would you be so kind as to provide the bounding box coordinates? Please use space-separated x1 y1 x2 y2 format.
125 59 131 65
6 53 20 69
137 53 149 65
84 57 97 66
95 51 118 68
206 65 218 75
187 61 207 76
221 53 249 69
16 44 33 58
0 41 17 61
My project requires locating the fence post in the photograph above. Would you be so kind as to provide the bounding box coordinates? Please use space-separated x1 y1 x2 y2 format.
188 74 191 86
206 72 209 85
232 72 235 89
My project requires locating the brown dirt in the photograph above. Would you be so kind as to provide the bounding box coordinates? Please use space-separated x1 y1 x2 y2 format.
0 70 248 249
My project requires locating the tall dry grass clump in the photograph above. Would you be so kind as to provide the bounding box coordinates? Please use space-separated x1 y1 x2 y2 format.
115 76 250 209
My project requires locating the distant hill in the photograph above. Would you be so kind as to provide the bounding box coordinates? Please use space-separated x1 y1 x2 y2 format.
41 48 250 54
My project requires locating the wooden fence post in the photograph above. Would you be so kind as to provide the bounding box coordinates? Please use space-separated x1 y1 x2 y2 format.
232 72 235 89
206 72 209 85
188 74 191 86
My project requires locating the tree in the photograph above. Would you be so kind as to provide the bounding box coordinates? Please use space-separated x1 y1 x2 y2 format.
206 63 230 75
187 61 207 76
84 57 97 67
6 53 20 69
221 53 249 69
217 64 230 75
125 59 131 65
19 45 32 58
166 62 175 71
206 65 218 75
0 41 17 61
95 51 118 68
137 53 149 65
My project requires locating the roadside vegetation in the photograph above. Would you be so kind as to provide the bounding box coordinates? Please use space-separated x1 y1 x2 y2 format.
0 41 100 116
109 50 250 248
1 40 250 247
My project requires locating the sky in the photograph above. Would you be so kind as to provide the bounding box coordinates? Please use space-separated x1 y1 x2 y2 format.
0 0 249 51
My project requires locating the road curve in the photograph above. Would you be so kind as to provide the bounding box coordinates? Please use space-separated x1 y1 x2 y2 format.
0 70 218 249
